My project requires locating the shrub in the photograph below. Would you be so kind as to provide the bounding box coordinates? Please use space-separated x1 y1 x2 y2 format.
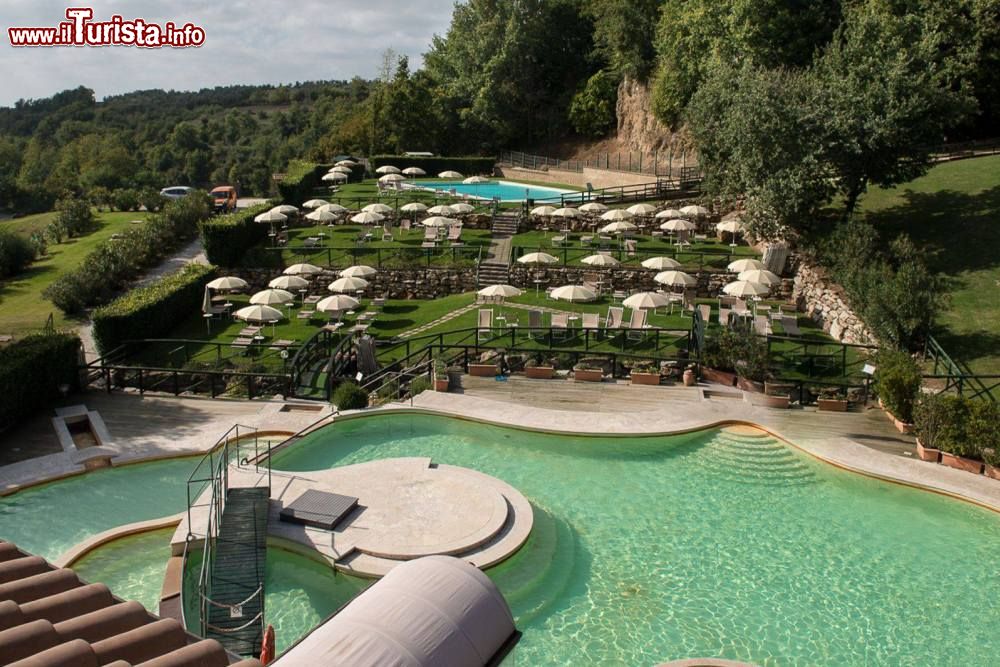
0 333 81 432
92 264 216 355
369 156 495 177
702 326 769 381
967 400 1000 461
0 228 37 278
110 188 141 212
569 69 619 138
873 349 922 423
198 204 271 267
138 188 164 212
332 381 368 410
914 394 999 460
53 197 97 238
409 375 431 396
277 161 332 205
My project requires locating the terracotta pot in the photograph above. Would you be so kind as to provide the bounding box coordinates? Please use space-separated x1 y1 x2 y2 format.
986 464 1000 481
736 377 765 393
915 438 940 463
574 368 603 383
940 451 983 474
434 378 449 392
892 416 914 434
817 398 848 412
630 372 661 386
701 367 737 387
468 364 498 377
682 369 696 387
525 366 554 380
752 394 790 409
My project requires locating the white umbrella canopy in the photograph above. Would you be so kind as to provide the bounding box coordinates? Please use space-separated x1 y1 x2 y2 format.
641 256 682 270
317 203 348 214
316 294 360 313
601 209 634 221
400 202 428 213
450 203 475 214
581 253 620 267
283 263 323 276
351 211 384 225
305 209 337 224
530 205 557 216
328 276 369 293
738 269 781 286
681 204 709 217
302 199 329 209
378 173 406 183
438 170 463 179
207 276 248 291
656 208 684 219
627 203 657 216
551 285 598 302
422 216 458 227
727 258 765 272
330 166 353 174
477 284 522 298
427 205 454 215
654 270 697 287
270 205 298 216
600 221 637 234
322 172 348 182
623 291 671 310
723 279 770 297
363 203 394 214
334 160 357 167
234 305 284 323
250 288 295 306
340 265 378 279
717 220 745 234
579 202 608 213
517 252 559 265
268 275 309 290
255 210 287 224
463 176 489 184
660 218 696 232
375 165 401 175
401 167 427 176
552 207 582 219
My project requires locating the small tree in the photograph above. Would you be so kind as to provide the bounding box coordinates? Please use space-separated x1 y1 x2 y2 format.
873 349 922 423
569 70 619 138
54 197 97 238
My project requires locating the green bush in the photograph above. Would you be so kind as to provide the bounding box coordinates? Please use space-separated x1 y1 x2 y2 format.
702 326 770 381
92 264 216 355
569 69 619 138
138 188 164 212
110 188 141 212
54 198 98 238
332 381 368 410
873 349 922 423
914 393 999 459
0 228 37 278
0 333 81 432
369 156 495 177
277 160 332 205
198 204 271 267
409 375 431 396
967 400 1000 461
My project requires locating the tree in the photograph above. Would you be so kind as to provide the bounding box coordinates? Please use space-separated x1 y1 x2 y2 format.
569 70 619 138
586 0 662 79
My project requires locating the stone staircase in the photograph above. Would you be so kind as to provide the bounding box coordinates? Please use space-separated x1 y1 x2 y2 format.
477 212 520 287
689 428 817 488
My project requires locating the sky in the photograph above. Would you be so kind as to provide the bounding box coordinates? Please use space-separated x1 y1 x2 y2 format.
0 0 456 107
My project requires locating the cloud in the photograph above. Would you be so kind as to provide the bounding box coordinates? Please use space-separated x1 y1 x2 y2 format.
0 0 455 106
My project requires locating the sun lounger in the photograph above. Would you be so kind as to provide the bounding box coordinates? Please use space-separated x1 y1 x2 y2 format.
382 224 393 242
781 315 802 336
733 299 749 314
719 307 731 326
625 309 648 341
698 304 711 323
231 337 253 349
581 312 599 329
551 312 569 339
238 326 261 337
604 306 624 335
527 309 543 338
423 227 437 241
545 286 556 299
447 226 463 245
478 308 493 341
754 315 772 336
400 219 412 231
551 235 567 247
625 239 637 257
297 310 315 320
580 235 593 246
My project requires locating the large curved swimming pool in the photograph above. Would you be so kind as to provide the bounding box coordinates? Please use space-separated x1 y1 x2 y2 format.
2 413 999 665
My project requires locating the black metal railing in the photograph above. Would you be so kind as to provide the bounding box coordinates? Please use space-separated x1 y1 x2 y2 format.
499 149 702 179
924 335 998 401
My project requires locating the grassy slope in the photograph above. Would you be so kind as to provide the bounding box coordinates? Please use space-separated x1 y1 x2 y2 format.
0 211 151 335
858 155 1000 376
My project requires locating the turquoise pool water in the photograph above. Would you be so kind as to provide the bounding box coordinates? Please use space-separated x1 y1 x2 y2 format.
411 179 579 202
271 414 1000 666
73 527 175 613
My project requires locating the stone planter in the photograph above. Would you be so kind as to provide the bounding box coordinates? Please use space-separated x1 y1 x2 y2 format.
915 438 940 463
940 452 983 475
701 367 737 387
468 364 498 377
986 464 1000 481
736 377 765 393
630 372 661 386
434 377 450 392
524 366 554 380
574 368 603 383
682 369 696 386
880 402 913 434
817 398 849 412
751 394 790 409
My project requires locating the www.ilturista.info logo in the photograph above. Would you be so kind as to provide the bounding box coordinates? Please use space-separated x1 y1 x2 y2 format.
8 8 205 48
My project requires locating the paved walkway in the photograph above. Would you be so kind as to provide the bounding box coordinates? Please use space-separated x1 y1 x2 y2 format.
398 303 478 339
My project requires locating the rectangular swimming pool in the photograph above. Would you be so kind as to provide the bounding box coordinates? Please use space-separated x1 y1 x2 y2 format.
410 179 582 202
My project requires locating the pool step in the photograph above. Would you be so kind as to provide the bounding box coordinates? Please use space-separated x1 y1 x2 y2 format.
687 434 818 488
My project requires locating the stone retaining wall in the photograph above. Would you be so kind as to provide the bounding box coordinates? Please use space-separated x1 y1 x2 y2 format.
792 263 877 345
232 267 478 300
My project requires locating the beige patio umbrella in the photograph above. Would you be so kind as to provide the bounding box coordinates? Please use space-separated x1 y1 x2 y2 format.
283 263 323 276
531 205 557 217
627 203 657 216
234 304 284 323
351 211 384 224
316 294 360 313
438 170 464 179
318 203 348 214
717 220 745 234
659 218 695 232
363 203 394 214
738 269 781 286
723 279 769 298
601 209 634 222
517 252 559 265
375 165 401 175
623 291 671 310
477 284 522 298
600 221 637 234
463 176 489 184
550 285 598 302
254 210 287 225
422 216 457 227
656 208 684 219
271 205 298 216
268 275 309 290
305 209 337 224
552 207 582 219
427 205 454 215
581 253 620 267
681 204 709 217
340 265 377 279
322 172 348 182
378 173 406 184
641 256 682 270
727 258 765 273
579 202 608 213
328 276 369 293
653 270 696 287
400 202 428 213
401 167 427 176
450 203 475 214
206 276 248 291
302 199 329 209
250 289 294 306
330 166 353 174
334 160 357 167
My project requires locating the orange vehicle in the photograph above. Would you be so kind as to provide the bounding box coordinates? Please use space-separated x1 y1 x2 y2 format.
209 185 237 213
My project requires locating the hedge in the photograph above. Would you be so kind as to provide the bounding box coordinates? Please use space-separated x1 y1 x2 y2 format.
369 156 495 177
92 264 217 355
199 204 271 267
914 394 1000 459
277 160 335 204
0 228 37 279
0 333 81 432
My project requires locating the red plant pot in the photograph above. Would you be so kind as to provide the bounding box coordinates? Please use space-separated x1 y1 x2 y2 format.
630 372 661 386
434 378 450 392
524 366 554 379
940 451 983 474
817 399 849 412
915 438 940 463
468 364 498 377
574 369 603 382
701 367 737 387
985 464 1000 481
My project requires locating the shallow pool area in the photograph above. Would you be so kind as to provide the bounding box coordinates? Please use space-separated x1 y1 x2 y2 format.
72 527 176 613
411 179 579 202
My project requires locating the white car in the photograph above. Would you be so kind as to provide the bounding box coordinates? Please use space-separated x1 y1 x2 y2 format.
159 186 195 200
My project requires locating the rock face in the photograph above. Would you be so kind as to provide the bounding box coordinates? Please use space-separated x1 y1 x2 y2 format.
616 75 672 159
793 263 878 346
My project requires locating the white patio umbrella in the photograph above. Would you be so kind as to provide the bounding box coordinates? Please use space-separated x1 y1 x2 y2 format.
727 258 765 272
302 199 329 209
627 203 657 216
552 207 582 219
531 205 557 216
255 210 287 225
438 170 464 179
551 285 597 302
317 203 348 214
654 270 696 287
330 166 353 174
463 176 489 184
340 265 377 279
600 221 637 234
234 305 283 323
641 256 682 270
334 160 357 167
427 205 454 215
350 211 384 225
378 173 406 184
402 167 427 176
271 205 298 216
450 203 475 214
250 289 294 306
623 291 671 310
422 216 458 227
659 218 695 232
656 208 684 219
316 294 360 313
363 203 394 214
305 209 337 224
328 276 369 293
738 269 781 286
601 209 634 222
206 276 248 291
283 263 323 276
268 275 309 290
717 220 745 234
400 202 428 213
581 253 620 267
723 280 770 298
375 165 401 175
579 202 608 213
517 252 559 265
681 205 709 217
322 172 348 182
477 284 522 298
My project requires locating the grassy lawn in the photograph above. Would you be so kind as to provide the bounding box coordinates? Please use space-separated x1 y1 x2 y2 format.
0 211 152 336
859 155 1000 378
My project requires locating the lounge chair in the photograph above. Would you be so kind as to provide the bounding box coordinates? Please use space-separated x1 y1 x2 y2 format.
551 235 567 247
551 312 569 339
719 307 731 326
545 286 556 299
625 309 648 341
580 235 594 246
447 225 463 245
604 306 624 336
781 315 802 336
683 289 697 311
581 312 599 329
478 308 493 341
625 239 637 257
527 309 543 338
733 299 749 314
423 227 437 242
754 315 772 336
698 304 711 324
381 224 393 242
400 219 412 232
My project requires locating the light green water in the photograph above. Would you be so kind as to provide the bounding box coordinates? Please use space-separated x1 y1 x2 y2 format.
73 527 175 613
271 413 1000 666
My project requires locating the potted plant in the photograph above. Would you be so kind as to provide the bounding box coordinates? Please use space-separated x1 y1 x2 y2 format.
873 349 921 433
931 396 981 473
629 361 661 386
573 361 604 383
468 350 500 377
817 387 849 412
433 359 449 392
701 327 768 389
969 400 1000 478
524 354 554 380
682 365 697 387
912 395 947 463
